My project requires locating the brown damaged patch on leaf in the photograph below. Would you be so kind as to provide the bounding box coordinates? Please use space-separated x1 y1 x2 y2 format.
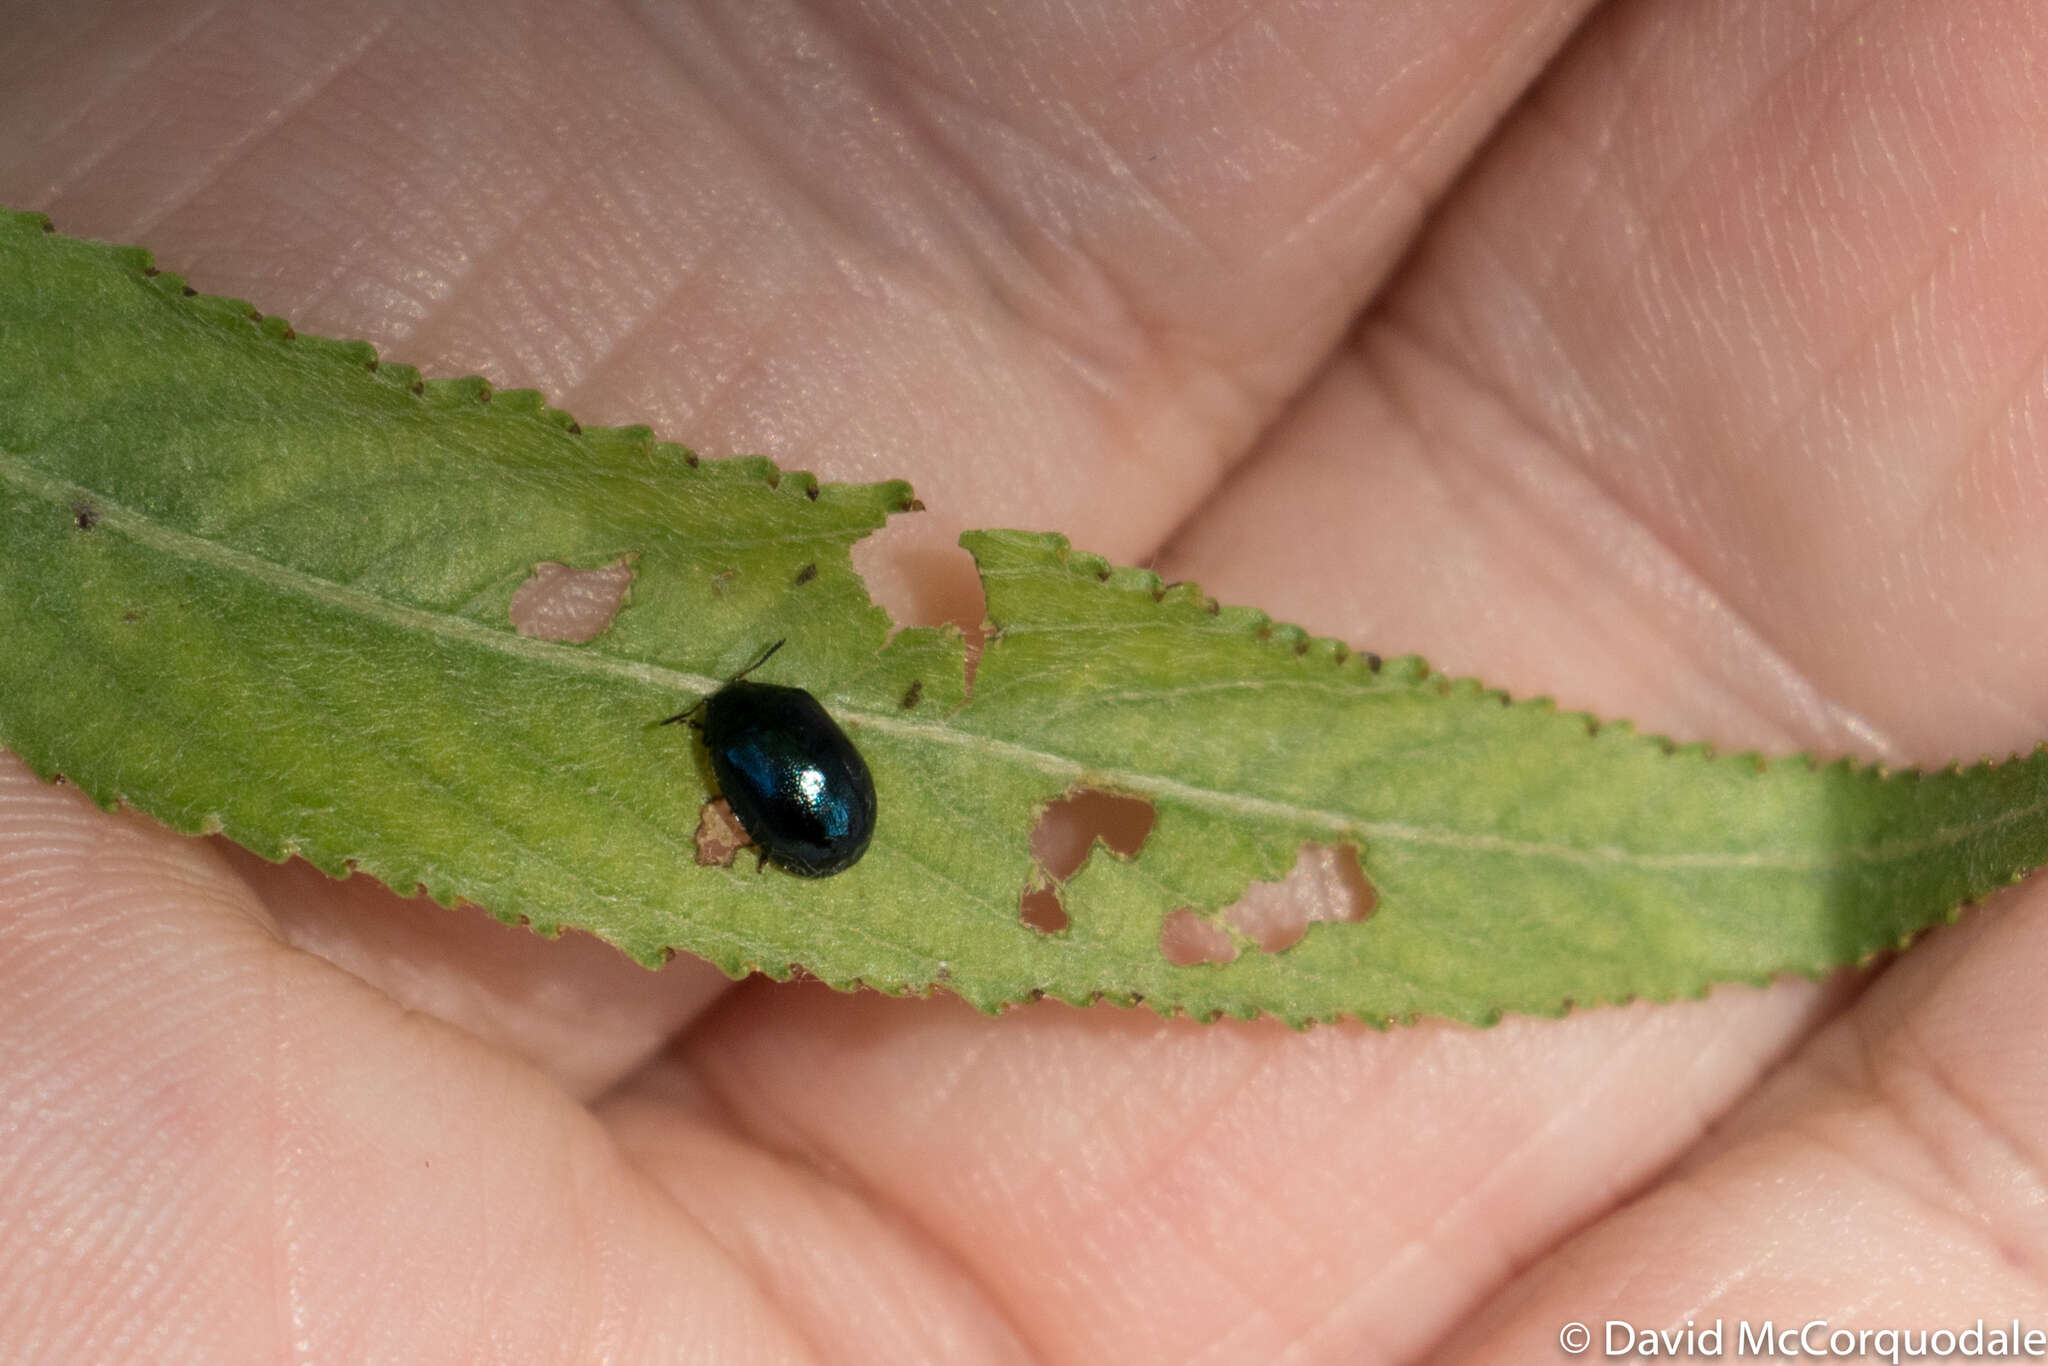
1160 909 1238 966
694 797 750 868
509 555 636 642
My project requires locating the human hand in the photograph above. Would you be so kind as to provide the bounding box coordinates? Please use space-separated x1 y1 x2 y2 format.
4 2 2045 1359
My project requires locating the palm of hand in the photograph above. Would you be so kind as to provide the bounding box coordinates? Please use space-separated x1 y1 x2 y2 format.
4 2 2045 1360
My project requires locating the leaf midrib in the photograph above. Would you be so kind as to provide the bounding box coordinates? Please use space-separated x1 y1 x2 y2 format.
7 447 2032 877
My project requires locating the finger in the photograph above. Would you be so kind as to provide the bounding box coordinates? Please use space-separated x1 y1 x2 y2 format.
0 753 726 1100
643 974 1838 1361
1367 0 2048 759
216 838 735 1101
0 0 1602 586
1436 883 2048 1362
0 755 816 1361
1144 0 2048 1347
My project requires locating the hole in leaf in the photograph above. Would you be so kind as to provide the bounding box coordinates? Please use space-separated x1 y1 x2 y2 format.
1160 909 1238 966
509 556 636 643
694 797 750 868
1020 882 1068 933
846 522 985 688
1029 788 1155 881
1222 843 1374 954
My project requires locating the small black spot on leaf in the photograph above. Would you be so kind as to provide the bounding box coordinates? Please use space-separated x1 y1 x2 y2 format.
793 562 817 586
900 680 923 709
72 504 98 531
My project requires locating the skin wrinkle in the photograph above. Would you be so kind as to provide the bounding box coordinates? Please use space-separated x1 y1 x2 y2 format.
627 0 998 287
1185 1078 1407 1360
1932 302 2048 562
400 174 608 375
631 1163 836 1366
282 112 503 326
20 0 229 204
1622 0 1870 250
859 49 1230 384
777 1 1469 494
1096 0 1281 98
128 12 396 239
1872 1012 2048 1277
1776 1114 2021 1284
1357 313 1901 758
1420 3 1864 477
1345 1026 1660 1321
1784 185 1999 486
265 949 299 1366
618 1058 1047 1365
1886 1045 2048 1272
567 233 799 429
277 102 572 342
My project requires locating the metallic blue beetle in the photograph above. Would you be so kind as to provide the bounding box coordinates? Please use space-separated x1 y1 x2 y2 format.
665 642 877 877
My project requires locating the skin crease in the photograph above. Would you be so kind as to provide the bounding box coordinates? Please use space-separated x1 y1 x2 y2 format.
3 0 2048 1359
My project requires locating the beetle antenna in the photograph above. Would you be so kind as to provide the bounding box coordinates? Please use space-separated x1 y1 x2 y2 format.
732 638 787 682
658 640 785 726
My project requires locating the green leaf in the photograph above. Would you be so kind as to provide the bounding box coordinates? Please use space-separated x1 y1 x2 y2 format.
4 207 2046 1026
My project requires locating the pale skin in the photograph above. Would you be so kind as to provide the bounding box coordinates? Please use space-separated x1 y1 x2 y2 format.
3 1 2047 1360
